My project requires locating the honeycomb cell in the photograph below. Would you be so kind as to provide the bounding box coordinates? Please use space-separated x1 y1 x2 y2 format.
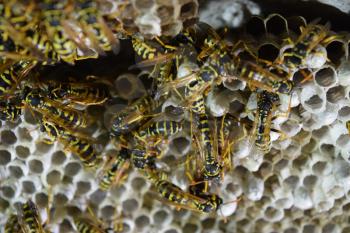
76 181 92 196
64 162 82 177
21 180 36 194
122 198 139 213
315 67 337 88
257 43 280 62
0 150 11 165
183 223 199 233
131 176 147 192
326 86 345 104
28 159 44 173
15 145 30 159
100 205 116 219
46 170 62 186
53 193 69 206
245 15 265 37
1 130 17 145
1 185 15 199
8 164 24 179
325 40 346 67
265 14 288 36
51 150 67 165
135 215 150 229
89 189 107 205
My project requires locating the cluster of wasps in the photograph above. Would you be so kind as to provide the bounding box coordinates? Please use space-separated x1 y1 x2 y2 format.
1 0 344 231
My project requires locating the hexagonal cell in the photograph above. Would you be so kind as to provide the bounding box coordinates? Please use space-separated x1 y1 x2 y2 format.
304 94 324 111
35 192 49 209
286 15 306 34
183 223 199 233
51 150 67 165
76 181 92 195
35 141 53 153
46 170 62 186
303 225 316 233
64 162 82 177
100 205 116 220
245 15 266 37
28 159 44 174
322 223 339 233
0 150 12 165
21 180 36 194
134 0 154 10
264 206 283 222
336 134 350 147
53 193 69 206
292 68 313 87
131 176 147 192
283 175 300 190
9 164 24 179
153 209 169 224
315 67 337 88
312 161 330 176
169 136 191 155
122 198 139 214
89 189 107 205
1 185 16 199
15 145 30 159
325 40 346 67
1 130 17 145
303 175 318 189
265 14 288 36
320 144 335 156
115 74 146 100
0 197 9 212
326 86 345 104
257 43 280 62
338 106 350 120
135 215 150 229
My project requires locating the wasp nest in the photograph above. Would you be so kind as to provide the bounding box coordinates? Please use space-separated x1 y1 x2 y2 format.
3 1 350 233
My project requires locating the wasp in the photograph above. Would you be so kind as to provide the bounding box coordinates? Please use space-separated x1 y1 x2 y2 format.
74 0 120 55
22 87 87 128
278 21 331 70
16 200 46 233
253 91 280 154
39 0 96 64
0 60 35 97
110 94 165 136
39 117 100 168
0 98 22 121
1 0 58 64
134 120 183 142
144 169 223 214
5 214 23 233
47 81 110 106
99 135 131 191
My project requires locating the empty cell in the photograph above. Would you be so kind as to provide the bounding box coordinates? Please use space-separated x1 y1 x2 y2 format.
292 69 313 86
51 151 67 165
169 137 191 155
157 5 174 21
15 145 30 159
201 218 216 229
322 223 339 233
100 205 116 219
131 177 147 191
0 197 9 212
264 206 283 222
59 219 74 233
22 180 36 194
66 205 82 217
135 215 150 229
303 175 318 189
17 127 33 141
257 44 280 62
122 222 131 233
9 165 23 178
54 193 68 206
180 2 198 19
36 141 53 153
327 86 345 104
122 199 139 213
46 170 62 185
153 209 169 224
320 144 335 155
115 74 145 100
1 185 15 199
1 130 17 145
29 159 43 173
315 67 337 88
304 95 323 110
76 181 91 195
0 150 11 165
89 189 107 205
245 16 265 37
326 40 346 66
283 176 299 190
183 223 198 233
312 161 330 176
312 126 329 139
338 106 350 119
266 14 288 35
64 162 82 177
35 192 48 209
336 134 350 147
286 15 306 34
